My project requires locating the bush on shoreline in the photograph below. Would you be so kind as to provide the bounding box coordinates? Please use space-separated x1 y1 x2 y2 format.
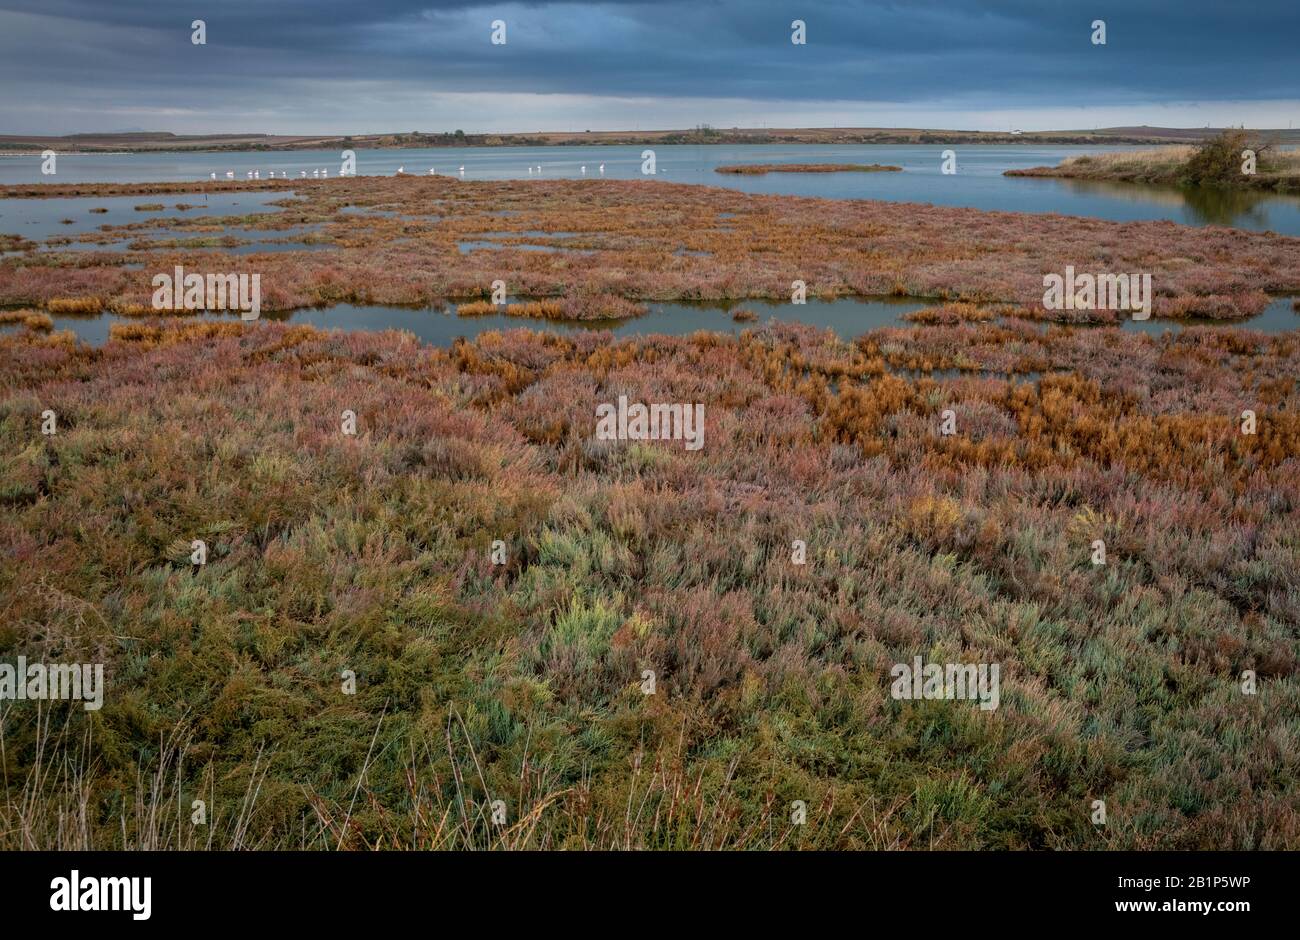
1008 130 1300 193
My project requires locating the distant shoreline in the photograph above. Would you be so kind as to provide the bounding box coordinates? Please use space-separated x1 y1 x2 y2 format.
4 125 1297 155
0 151 136 157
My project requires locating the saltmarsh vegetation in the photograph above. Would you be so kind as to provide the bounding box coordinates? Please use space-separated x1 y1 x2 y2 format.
455 297 646 321
1 314 1297 850
4 173 1299 321
0 309 52 332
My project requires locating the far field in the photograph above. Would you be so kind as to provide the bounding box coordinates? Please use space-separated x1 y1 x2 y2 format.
6 125 1300 153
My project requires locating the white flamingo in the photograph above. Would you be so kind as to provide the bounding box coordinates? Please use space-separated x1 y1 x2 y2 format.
527 167 532 176
246 170 253 180
312 169 319 178
254 170 260 179
210 172 217 180
300 170 307 178
599 163 605 174
226 171 234 180
321 168 328 178
458 165 465 176
397 166 404 175
581 165 586 174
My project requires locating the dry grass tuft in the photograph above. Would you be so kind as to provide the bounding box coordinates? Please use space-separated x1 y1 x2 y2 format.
46 296 104 314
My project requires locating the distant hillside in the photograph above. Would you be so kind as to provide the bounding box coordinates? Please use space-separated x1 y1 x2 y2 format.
3 126 1298 153
1093 125 1300 144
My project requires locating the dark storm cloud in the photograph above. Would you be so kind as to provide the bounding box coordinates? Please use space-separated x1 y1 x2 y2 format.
0 0 1296 132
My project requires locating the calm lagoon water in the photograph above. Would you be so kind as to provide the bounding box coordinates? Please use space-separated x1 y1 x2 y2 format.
22 296 1297 348
3 144 1300 235
0 191 289 240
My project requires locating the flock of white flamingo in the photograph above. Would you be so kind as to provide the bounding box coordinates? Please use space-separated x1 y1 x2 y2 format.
208 162 611 181
209 169 337 180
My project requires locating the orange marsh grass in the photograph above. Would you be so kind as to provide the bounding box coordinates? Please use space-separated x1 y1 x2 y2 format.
46 297 104 314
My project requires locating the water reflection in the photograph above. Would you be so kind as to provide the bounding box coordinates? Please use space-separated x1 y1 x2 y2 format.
1177 185 1278 228
1056 177 1294 230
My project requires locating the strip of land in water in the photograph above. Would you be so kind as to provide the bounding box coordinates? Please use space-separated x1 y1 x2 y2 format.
1008 138 1300 195
715 163 902 174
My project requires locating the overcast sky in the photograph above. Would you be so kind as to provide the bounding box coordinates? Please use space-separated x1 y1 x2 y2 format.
1 0 1296 135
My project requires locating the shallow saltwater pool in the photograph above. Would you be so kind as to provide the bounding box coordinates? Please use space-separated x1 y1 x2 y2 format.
11 295 1296 347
